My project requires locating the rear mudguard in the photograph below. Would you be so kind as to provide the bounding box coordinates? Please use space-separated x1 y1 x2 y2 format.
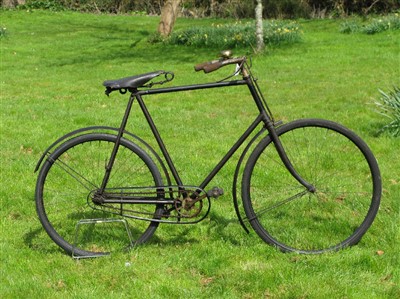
34 126 172 186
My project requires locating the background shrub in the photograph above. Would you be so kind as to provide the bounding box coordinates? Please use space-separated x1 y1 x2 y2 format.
340 13 400 34
4 0 400 18
0 26 7 38
363 14 400 34
375 87 400 137
164 20 301 49
339 20 360 34
17 0 66 11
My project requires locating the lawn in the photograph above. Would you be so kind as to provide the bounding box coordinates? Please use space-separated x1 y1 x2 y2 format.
0 9 399 298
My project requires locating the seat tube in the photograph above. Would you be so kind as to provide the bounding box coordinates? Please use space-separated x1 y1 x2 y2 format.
100 93 135 191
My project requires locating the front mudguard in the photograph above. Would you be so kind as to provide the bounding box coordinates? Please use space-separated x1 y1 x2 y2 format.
232 127 269 234
34 126 172 186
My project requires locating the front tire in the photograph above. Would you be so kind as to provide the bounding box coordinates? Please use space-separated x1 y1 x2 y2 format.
242 119 381 254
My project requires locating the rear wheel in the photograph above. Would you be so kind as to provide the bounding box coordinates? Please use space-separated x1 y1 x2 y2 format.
35 133 163 257
242 119 381 254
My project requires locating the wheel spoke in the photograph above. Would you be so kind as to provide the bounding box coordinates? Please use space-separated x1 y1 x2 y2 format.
247 189 309 220
49 155 98 191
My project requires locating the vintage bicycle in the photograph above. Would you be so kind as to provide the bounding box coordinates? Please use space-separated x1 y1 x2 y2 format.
34 51 381 257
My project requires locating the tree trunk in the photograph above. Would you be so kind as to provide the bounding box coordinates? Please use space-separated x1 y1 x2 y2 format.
158 0 181 37
2 0 25 7
255 0 264 52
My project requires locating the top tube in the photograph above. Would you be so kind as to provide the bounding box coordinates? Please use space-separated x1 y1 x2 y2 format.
137 80 248 96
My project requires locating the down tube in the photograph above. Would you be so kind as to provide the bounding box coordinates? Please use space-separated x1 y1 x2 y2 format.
199 114 264 190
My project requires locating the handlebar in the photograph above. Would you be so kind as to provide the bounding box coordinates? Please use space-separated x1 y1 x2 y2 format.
194 56 246 74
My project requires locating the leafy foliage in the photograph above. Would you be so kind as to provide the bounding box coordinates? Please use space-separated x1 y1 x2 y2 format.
0 26 7 38
375 87 400 137
18 0 66 11
340 13 400 34
4 0 400 17
339 20 360 34
363 14 400 34
160 20 301 49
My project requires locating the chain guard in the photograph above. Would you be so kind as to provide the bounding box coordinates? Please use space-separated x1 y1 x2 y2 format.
87 186 211 224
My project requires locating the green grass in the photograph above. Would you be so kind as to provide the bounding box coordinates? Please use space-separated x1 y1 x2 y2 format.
1 10 399 298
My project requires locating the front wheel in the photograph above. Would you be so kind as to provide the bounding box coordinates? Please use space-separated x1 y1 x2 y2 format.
242 119 381 254
35 133 164 257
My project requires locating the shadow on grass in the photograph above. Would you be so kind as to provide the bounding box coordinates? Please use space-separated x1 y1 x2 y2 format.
49 44 220 70
24 214 251 257
207 211 249 246
23 226 65 255
148 226 200 246
146 212 247 247
45 20 222 68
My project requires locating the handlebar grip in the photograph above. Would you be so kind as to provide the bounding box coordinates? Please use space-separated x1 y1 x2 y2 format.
194 59 220 72
194 57 245 73
203 61 223 73
194 62 207 72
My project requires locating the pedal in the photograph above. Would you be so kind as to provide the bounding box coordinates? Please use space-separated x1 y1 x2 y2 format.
207 187 224 199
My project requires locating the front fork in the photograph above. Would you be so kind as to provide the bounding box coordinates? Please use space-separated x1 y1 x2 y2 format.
264 118 316 193
246 74 316 193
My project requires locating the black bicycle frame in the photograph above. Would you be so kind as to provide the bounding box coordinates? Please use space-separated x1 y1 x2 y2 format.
100 75 315 196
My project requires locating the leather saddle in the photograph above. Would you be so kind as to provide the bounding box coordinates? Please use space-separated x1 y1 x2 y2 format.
103 70 165 95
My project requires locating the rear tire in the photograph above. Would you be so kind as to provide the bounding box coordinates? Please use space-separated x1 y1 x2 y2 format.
35 133 163 256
